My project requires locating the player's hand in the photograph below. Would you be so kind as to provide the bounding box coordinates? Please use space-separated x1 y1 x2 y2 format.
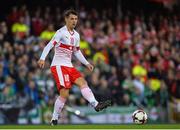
86 64 94 72
38 59 45 69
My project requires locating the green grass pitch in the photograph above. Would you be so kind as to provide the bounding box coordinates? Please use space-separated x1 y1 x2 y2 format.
0 124 179 129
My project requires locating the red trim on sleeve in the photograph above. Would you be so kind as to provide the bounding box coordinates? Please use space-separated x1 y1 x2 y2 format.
76 47 80 50
53 41 57 46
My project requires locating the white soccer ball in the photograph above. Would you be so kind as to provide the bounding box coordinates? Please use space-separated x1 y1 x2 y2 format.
132 109 148 124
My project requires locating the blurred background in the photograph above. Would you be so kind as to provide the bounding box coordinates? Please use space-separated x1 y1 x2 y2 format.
0 0 179 124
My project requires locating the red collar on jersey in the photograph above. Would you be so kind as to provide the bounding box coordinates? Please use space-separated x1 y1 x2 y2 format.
68 30 74 36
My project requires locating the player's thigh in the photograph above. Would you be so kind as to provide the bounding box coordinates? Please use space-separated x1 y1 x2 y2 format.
74 77 87 88
69 67 87 88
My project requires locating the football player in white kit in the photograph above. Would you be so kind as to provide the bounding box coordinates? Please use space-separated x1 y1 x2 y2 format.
38 9 111 125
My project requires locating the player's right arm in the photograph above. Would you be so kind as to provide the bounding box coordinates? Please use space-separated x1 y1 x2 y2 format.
38 30 61 68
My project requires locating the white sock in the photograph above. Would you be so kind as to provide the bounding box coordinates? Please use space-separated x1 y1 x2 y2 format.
52 96 66 120
80 86 98 107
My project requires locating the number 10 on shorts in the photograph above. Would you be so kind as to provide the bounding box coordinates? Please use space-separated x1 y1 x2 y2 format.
64 74 70 82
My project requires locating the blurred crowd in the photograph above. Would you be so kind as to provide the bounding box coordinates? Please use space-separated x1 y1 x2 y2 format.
0 3 180 123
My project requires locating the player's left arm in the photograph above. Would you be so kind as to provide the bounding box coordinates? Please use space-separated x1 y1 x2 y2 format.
74 49 94 71
73 35 94 72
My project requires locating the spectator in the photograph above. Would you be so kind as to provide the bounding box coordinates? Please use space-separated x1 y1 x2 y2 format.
11 16 29 41
40 24 55 41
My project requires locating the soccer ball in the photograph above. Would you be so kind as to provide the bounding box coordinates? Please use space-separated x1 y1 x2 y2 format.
132 109 148 124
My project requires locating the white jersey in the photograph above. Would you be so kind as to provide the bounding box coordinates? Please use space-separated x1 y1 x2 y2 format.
40 26 89 67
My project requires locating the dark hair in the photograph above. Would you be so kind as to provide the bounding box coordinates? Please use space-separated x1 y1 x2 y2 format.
64 9 78 18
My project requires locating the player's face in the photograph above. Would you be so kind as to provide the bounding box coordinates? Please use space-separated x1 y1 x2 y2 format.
65 14 78 30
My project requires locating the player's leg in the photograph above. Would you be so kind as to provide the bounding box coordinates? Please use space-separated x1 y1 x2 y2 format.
74 77 98 107
74 77 112 112
51 88 69 125
50 66 70 125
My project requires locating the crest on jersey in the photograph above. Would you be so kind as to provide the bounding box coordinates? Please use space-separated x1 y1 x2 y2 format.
70 37 74 45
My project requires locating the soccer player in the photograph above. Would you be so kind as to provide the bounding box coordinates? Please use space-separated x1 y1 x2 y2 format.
38 9 111 125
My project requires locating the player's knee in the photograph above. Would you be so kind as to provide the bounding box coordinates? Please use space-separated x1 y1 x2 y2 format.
60 92 69 99
63 93 69 98
76 78 88 88
80 81 88 89
59 88 69 98
81 80 87 87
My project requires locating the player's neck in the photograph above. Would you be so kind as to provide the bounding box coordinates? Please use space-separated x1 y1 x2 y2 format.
66 25 74 32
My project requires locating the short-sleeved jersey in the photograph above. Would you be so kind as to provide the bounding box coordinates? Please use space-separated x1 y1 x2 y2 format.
40 26 80 67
